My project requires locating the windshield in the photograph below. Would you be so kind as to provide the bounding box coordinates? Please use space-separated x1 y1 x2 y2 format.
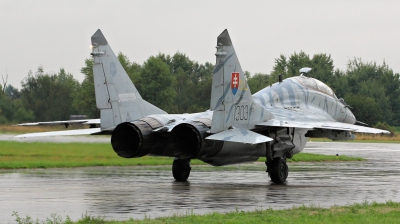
294 76 334 96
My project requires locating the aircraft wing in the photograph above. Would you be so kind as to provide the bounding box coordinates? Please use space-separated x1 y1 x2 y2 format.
14 128 104 138
17 119 100 127
15 119 105 138
258 119 390 134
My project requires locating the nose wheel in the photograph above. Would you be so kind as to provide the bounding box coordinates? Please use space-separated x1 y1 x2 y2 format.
267 157 288 184
172 158 191 181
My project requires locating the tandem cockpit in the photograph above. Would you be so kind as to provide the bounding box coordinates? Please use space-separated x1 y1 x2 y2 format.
282 67 346 104
295 67 336 98
293 68 350 107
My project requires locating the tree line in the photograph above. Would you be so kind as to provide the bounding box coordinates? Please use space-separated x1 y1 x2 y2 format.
1 51 399 127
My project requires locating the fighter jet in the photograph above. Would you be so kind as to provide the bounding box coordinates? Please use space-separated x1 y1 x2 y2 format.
16 29 389 184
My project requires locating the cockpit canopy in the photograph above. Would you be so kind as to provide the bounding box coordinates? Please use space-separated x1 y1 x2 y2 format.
293 76 334 97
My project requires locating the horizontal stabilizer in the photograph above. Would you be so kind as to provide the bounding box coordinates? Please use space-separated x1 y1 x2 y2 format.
14 128 103 138
206 128 273 144
17 119 100 126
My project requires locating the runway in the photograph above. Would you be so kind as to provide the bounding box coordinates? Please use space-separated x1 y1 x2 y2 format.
0 141 399 222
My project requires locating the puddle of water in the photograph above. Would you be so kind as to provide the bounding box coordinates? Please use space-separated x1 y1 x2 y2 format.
0 142 399 222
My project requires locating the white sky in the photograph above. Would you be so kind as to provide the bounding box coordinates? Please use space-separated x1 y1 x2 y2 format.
1 1 399 88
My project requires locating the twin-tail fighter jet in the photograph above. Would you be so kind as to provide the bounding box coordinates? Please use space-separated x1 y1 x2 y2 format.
17 29 389 184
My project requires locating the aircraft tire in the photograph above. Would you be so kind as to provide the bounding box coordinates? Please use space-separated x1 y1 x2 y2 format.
172 158 191 181
268 157 288 184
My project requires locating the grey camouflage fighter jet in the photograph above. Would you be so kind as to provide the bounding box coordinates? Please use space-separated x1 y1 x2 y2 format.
17 29 389 184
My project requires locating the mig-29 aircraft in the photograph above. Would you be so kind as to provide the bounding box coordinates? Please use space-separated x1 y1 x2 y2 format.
16 29 389 184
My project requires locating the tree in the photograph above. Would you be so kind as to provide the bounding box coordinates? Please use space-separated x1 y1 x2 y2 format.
0 92 13 124
343 58 400 125
286 51 312 78
248 73 269 93
374 122 395 136
270 52 335 86
1 70 8 94
345 94 382 126
310 54 334 83
73 59 98 118
191 62 214 111
21 67 79 121
12 100 35 122
140 56 176 112
4 85 20 100
155 52 213 113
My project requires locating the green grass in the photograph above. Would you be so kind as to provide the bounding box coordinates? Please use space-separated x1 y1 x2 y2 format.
285 152 363 162
12 201 400 224
257 153 364 163
0 141 205 169
0 141 363 169
0 124 85 134
310 138 400 144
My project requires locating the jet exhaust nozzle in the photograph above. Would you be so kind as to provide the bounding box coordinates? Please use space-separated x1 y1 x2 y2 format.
168 123 209 159
111 121 163 158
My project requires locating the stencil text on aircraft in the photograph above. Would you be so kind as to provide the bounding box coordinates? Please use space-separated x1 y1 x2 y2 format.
234 105 248 121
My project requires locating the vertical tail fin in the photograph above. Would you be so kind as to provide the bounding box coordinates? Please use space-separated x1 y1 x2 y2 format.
210 30 273 133
91 29 166 129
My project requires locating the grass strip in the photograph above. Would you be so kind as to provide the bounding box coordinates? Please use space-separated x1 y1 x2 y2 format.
0 125 85 134
286 152 363 162
0 141 363 169
12 201 400 224
310 135 400 143
0 141 199 169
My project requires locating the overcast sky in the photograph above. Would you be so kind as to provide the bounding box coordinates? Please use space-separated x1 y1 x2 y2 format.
1 0 399 88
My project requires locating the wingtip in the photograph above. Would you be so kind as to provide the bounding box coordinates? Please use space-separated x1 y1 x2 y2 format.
217 29 232 46
91 29 108 46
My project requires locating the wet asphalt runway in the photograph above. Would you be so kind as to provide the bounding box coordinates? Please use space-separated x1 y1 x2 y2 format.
0 137 399 222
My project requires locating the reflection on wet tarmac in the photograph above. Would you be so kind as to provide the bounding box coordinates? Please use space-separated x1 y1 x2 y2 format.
0 142 399 222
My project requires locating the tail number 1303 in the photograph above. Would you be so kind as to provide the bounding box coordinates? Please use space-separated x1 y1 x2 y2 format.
234 105 248 121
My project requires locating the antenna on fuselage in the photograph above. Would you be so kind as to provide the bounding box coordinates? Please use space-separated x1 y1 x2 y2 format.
299 67 312 76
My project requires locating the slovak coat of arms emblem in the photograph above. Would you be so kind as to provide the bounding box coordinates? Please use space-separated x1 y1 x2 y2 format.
231 72 240 95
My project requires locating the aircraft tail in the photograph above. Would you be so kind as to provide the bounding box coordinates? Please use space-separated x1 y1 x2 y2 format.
91 29 166 129
210 30 273 133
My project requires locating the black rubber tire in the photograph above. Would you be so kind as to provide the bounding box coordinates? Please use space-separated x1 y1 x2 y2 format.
172 159 191 181
268 157 288 184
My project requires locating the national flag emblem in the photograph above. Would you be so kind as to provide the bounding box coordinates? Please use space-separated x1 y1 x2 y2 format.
231 72 240 95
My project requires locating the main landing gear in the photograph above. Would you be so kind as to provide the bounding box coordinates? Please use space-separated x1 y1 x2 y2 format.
172 158 191 181
266 157 288 184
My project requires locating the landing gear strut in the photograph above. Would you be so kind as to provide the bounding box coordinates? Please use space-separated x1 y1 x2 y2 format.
267 157 288 184
172 158 191 181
